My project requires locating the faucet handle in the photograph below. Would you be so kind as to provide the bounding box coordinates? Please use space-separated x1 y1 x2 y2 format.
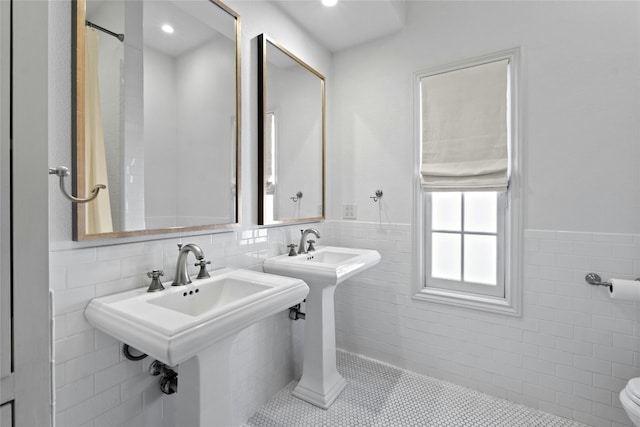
147 269 164 279
146 270 165 292
307 240 316 252
194 260 211 279
177 243 183 251
287 244 297 257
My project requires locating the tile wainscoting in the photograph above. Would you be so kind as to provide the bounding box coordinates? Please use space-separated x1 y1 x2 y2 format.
327 221 640 427
50 221 640 426
50 225 320 427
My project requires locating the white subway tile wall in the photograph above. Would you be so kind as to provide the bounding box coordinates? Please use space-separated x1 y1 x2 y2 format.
51 222 640 426
50 225 317 427
327 221 640 427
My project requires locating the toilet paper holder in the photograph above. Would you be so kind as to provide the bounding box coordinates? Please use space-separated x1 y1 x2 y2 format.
585 273 640 290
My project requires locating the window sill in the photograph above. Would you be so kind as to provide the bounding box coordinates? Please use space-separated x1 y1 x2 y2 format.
413 287 521 317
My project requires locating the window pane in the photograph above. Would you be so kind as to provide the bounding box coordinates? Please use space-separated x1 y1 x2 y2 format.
464 234 496 285
432 192 461 231
432 232 461 281
464 192 497 233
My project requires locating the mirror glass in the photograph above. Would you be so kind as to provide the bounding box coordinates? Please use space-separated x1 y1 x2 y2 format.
74 0 239 240
258 34 325 225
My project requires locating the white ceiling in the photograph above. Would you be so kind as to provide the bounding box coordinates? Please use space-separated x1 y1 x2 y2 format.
86 0 406 55
271 0 406 53
143 1 235 57
87 1 235 58
142 1 216 57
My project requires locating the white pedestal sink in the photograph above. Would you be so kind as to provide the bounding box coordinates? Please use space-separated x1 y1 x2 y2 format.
264 246 380 408
85 268 308 426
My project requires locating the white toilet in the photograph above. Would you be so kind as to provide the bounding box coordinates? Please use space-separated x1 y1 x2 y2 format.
620 377 640 426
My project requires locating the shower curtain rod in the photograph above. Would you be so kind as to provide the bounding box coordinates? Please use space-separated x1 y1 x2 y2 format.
86 20 124 42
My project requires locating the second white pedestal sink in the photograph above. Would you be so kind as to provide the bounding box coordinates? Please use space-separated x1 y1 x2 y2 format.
85 267 308 426
264 246 380 408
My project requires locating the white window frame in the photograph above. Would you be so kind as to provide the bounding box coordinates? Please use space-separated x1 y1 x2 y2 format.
425 191 506 297
412 48 523 316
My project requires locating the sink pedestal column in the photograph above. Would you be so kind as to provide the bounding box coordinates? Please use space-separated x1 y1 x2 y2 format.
293 284 346 409
176 335 236 427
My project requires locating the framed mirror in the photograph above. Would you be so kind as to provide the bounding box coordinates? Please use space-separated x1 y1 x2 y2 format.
257 34 325 226
73 0 240 240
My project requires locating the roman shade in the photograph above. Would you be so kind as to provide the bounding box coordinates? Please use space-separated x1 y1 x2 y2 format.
421 59 509 191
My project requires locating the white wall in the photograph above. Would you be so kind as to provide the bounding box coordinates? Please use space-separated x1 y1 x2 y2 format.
329 1 640 235
48 1 330 426
144 46 179 228
122 1 146 231
328 2 640 426
15 0 52 423
145 37 236 228
269 61 323 220
175 37 236 225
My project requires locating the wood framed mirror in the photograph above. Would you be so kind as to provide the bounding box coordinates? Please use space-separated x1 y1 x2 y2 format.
73 0 240 240
257 34 325 226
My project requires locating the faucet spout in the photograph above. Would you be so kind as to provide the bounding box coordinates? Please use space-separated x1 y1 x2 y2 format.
298 228 320 254
172 243 205 286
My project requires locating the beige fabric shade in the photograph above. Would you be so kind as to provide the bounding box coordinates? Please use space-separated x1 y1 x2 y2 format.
421 59 509 191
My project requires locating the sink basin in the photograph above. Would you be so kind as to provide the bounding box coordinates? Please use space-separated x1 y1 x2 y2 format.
264 246 380 409
263 246 381 288
148 277 270 317
303 251 357 264
84 267 309 366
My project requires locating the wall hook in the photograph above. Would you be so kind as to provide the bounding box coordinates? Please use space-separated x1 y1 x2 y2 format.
370 189 383 202
49 166 106 204
290 191 303 202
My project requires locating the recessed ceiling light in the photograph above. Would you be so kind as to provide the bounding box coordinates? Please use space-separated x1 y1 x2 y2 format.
321 0 338 7
161 24 174 34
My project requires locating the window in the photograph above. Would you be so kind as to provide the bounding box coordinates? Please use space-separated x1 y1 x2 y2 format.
414 48 521 315
428 191 505 297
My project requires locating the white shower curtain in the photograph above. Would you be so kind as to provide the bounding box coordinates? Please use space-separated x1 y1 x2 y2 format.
84 28 113 233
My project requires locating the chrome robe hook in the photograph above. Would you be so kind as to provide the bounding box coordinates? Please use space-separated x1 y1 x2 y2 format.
49 166 106 204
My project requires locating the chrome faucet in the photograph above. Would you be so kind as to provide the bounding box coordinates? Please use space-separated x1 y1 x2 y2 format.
172 243 205 286
298 228 320 254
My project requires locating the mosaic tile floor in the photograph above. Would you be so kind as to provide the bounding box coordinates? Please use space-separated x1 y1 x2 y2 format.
246 351 587 427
